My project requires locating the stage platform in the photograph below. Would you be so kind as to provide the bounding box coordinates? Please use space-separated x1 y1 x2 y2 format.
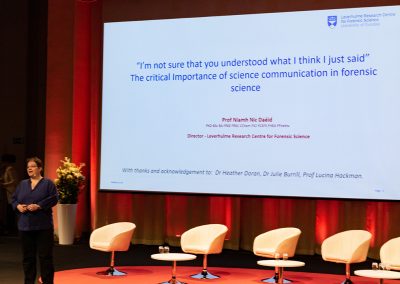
55 266 399 284
0 235 388 284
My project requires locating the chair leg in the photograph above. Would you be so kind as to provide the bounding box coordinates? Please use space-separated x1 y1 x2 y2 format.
96 251 127 276
341 263 352 284
190 255 220 279
262 277 293 283
261 266 292 283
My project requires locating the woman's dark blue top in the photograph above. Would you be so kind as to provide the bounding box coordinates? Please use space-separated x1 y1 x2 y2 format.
12 178 59 231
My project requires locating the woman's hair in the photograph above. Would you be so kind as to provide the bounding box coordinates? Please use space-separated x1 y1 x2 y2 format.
26 157 43 169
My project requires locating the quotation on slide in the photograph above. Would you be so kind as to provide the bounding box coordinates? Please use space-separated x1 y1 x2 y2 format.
100 5 400 200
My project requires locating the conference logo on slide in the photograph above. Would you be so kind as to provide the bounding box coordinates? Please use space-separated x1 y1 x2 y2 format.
327 15 337 28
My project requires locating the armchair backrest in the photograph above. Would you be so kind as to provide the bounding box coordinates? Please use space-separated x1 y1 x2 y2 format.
181 224 228 254
90 222 136 252
380 237 400 270
253 227 301 257
321 230 372 263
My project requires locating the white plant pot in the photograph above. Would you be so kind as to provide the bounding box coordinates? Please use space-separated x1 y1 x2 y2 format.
57 203 77 245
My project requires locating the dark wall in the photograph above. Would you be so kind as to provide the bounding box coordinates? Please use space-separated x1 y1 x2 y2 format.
25 0 48 162
0 0 47 177
102 0 400 22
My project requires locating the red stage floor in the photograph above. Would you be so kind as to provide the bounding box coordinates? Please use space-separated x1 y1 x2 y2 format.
54 266 398 283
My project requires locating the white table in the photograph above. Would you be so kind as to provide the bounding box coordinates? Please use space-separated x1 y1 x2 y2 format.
355 269 400 284
151 253 196 284
257 259 305 284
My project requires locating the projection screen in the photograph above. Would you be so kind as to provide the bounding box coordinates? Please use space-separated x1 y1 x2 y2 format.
99 5 400 200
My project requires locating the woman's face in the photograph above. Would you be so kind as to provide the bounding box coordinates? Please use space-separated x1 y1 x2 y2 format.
27 160 42 178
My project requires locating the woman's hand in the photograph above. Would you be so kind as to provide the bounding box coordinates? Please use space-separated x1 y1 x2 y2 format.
17 204 28 213
27 204 41 211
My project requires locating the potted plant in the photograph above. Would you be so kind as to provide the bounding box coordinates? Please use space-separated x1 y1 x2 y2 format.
54 157 85 244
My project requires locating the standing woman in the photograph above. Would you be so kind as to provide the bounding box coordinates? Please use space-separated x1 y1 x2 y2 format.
12 157 58 284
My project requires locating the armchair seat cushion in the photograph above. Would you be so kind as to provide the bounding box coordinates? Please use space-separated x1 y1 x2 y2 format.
183 245 210 254
91 241 111 251
254 247 275 256
390 264 400 270
323 256 348 263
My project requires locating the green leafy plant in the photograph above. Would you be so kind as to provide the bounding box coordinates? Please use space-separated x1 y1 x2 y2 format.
55 157 85 204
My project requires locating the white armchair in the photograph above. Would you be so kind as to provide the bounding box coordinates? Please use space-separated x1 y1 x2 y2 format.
321 230 372 284
89 222 136 276
380 236 400 271
180 224 228 279
253 227 301 283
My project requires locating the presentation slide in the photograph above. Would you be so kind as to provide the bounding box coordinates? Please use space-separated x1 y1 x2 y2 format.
100 5 400 200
